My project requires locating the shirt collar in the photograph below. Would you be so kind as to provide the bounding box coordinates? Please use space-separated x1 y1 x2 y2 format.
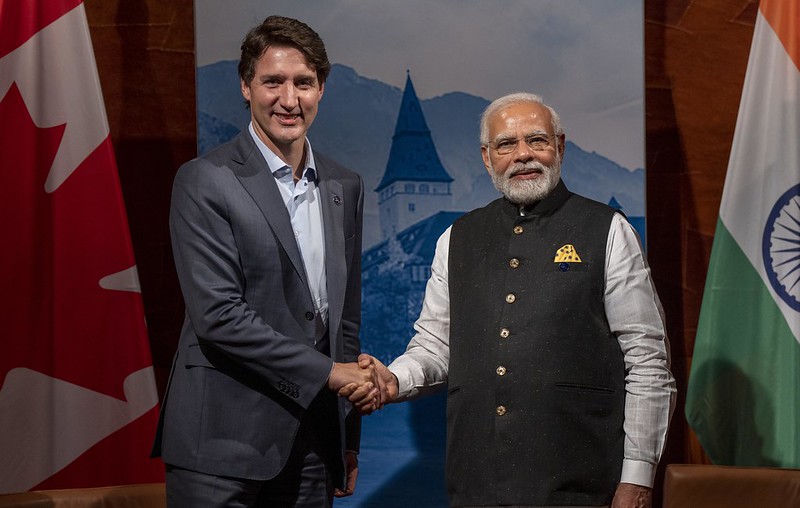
247 122 317 182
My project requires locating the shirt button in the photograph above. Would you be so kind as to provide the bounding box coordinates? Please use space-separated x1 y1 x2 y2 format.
505 293 516 304
509 258 520 268
500 328 510 338
305 311 314 321
496 366 507 376
496 405 507 416
513 225 524 235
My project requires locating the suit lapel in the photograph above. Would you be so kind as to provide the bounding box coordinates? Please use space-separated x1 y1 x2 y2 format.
230 132 310 291
317 161 345 342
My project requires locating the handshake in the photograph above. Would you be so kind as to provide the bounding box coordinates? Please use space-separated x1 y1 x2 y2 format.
327 354 398 415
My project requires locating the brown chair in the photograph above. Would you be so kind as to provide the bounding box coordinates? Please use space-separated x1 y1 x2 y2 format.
0 483 165 507
663 464 800 508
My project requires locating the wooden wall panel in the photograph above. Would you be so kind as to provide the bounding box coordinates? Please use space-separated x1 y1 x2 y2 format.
645 0 757 468
85 0 196 394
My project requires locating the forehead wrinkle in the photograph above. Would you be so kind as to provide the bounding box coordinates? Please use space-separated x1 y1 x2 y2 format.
526 129 550 136
493 132 517 143
255 65 316 77
492 127 550 144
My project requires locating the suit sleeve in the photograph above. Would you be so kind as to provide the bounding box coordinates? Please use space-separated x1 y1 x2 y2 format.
170 160 334 410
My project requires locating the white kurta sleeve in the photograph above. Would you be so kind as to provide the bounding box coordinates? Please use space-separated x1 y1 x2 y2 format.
604 213 677 487
389 227 452 400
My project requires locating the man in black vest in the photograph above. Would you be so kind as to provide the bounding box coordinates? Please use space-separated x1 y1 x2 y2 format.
350 93 676 508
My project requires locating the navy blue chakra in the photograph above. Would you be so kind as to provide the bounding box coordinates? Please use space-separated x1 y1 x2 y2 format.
763 183 800 312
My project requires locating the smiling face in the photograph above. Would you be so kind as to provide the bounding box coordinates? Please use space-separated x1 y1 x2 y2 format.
481 101 565 205
241 45 324 164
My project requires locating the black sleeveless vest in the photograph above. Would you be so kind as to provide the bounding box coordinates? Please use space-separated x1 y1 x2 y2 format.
446 182 625 506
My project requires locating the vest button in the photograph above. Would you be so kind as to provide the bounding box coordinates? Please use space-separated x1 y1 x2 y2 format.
305 311 314 321
513 225 524 235
509 258 520 268
505 293 516 304
500 328 510 338
496 366 507 376
496 405 507 416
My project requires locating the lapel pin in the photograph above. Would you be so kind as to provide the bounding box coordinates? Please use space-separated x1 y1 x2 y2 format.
333 195 341 205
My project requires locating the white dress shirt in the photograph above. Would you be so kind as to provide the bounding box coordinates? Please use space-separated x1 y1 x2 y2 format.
389 212 677 488
248 123 328 327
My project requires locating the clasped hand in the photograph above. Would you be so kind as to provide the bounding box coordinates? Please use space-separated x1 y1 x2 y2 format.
328 354 398 414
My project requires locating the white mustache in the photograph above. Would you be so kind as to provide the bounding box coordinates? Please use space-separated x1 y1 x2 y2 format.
506 161 549 178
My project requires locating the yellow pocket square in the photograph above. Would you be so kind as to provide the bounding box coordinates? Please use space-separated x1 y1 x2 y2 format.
554 244 582 262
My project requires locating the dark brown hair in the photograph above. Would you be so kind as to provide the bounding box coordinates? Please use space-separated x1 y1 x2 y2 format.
238 15 330 87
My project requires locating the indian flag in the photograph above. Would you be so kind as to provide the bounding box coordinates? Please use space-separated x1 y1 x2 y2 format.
686 0 800 466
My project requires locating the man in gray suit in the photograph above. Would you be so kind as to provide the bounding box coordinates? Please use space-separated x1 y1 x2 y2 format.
154 16 378 507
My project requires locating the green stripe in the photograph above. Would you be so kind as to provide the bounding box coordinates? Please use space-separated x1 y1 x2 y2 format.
686 219 800 467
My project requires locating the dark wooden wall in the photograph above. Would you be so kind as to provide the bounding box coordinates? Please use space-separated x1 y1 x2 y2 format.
84 0 760 480
85 0 195 392
644 0 757 467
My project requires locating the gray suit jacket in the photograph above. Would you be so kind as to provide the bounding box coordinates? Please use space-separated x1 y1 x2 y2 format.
154 130 364 487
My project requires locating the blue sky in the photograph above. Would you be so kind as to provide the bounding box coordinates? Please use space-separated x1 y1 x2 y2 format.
195 0 645 170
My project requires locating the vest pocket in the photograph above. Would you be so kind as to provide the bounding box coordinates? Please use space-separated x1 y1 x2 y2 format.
554 382 615 394
553 382 621 418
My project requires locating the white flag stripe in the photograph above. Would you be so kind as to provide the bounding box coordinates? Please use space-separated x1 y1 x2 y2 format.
718 9 800 341
99 265 143 293
0 4 109 193
0 367 158 492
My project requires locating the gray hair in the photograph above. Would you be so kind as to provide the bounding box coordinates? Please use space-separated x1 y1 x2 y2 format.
479 92 564 145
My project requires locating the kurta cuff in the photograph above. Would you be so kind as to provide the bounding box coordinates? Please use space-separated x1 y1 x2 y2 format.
620 458 656 488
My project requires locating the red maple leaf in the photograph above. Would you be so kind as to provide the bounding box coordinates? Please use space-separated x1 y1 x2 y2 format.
0 82 163 487
0 81 153 396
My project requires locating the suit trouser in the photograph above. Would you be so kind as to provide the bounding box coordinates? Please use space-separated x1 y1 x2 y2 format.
165 421 335 508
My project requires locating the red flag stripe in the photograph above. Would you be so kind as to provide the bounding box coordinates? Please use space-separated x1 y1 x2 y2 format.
0 0 83 59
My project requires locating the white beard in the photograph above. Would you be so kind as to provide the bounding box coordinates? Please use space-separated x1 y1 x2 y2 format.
490 157 562 206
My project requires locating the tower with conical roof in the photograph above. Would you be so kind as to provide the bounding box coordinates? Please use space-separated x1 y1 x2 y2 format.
376 72 454 240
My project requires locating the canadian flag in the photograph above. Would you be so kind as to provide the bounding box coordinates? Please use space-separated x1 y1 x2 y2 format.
0 0 164 492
